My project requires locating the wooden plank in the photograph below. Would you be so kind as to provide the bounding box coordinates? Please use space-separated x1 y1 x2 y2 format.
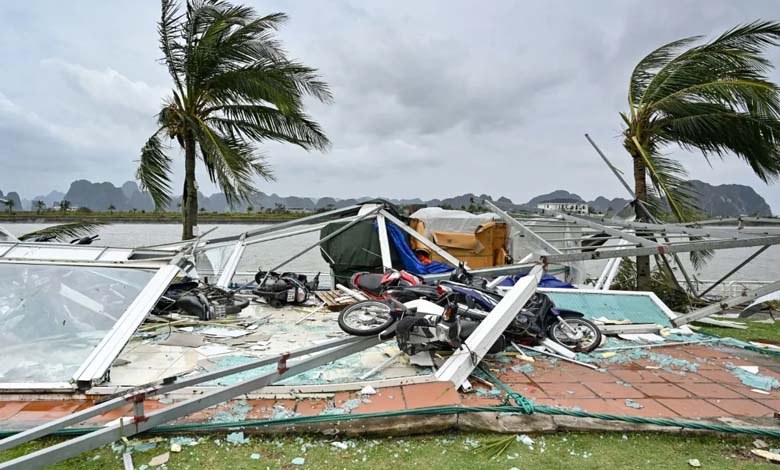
315 290 356 311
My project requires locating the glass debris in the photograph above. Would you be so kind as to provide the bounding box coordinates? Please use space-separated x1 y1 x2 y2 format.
0 263 155 384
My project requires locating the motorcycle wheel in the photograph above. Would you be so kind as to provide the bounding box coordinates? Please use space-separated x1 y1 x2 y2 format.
338 300 396 336
547 317 602 353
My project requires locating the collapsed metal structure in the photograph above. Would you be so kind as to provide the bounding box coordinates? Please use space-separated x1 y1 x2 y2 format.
1 186 779 466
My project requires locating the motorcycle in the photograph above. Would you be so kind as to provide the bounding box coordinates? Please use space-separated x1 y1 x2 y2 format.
252 271 320 308
154 279 250 320
338 267 602 353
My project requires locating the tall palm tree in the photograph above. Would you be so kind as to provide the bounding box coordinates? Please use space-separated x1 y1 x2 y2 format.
138 0 332 239
622 21 780 289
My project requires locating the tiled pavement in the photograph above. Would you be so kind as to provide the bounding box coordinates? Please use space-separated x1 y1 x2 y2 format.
2 343 780 431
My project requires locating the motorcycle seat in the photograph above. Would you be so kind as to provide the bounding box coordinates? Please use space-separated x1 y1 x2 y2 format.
352 273 385 296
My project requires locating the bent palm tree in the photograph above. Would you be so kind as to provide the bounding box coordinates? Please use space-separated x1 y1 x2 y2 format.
138 0 332 239
623 21 780 289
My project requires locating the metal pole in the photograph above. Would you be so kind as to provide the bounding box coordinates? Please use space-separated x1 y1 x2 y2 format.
205 204 363 245
258 207 381 285
698 245 771 297
0 336 364 452
0 337 382 469
378 210 464 267
585 134 700 295
483 200 561 256
435 265 542 386
376 214 393 270
672 279 780 326
243 219 356 247
541 236 780 264
584 133 635 197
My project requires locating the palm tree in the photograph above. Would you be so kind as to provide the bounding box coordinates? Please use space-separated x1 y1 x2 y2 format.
622 21 780 289
59 200 71 213
107 204 116 213
4 199 14 214
137 0 332 240
33 200 46 214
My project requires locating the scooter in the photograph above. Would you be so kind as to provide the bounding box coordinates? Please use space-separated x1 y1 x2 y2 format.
339 267 603 353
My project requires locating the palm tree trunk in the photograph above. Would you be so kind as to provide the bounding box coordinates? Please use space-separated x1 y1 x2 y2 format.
632 153 652 291
181 133 198 240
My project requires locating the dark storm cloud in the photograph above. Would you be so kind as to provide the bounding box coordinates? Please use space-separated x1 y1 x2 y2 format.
0 0 778 211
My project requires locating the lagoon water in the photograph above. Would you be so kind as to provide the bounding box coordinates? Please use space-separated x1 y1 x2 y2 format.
4 222 780 286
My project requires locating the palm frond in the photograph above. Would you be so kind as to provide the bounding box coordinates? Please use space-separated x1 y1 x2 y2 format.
206 104 329 150
193 117 274 205
137 131 174 209
640 22 780 103
630 137 714 269
159 0 185 95
630 35 701 108
654 101 780 182
630 137 696 220
19 221 107 242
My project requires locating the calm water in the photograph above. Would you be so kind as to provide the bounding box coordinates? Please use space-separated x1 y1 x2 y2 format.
4 222 779 284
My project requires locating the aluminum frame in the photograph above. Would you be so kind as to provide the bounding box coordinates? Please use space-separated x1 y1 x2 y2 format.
672 279 780 326
0 238 193 391
435 264 542 386
0 336 382 469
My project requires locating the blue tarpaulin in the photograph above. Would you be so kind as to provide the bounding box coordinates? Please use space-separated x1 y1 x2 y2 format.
500 273 575 289
383 222 453 274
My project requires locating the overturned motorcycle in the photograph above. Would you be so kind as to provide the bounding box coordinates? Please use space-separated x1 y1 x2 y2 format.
338 268 602 354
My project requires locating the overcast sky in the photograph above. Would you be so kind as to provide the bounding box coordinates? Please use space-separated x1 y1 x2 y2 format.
1 1 779 211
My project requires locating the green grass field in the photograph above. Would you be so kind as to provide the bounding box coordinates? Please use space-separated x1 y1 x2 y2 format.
2 431 780 469
698 317 780 344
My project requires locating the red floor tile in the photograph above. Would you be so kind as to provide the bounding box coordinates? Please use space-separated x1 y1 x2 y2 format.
656 399 730 418
706 399 774 417
728 385 780 399
538 382 597 399
351 387 407 413
534 398 605 412
602 399 679 418
244 399 279 419
696 369 742 384
755 399 780 412
403 381 461 409
0 402 28 420
526 368 581 383
684 346 732 359
609 369 667 383
584 382 645 399
656 370 711 384
460 393 504 407
677 383 746 399
632 383 692 399
507 383 549 400
295 399 330 417
531 367 613 383
11 401 85 423
495 369 534 385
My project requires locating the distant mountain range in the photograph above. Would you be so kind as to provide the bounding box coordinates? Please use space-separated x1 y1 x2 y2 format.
1 178 773 217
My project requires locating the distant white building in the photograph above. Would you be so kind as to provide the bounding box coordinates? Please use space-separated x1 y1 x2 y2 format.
537 198 589 215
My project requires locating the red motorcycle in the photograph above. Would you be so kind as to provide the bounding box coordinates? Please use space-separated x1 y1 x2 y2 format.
349 270 427 299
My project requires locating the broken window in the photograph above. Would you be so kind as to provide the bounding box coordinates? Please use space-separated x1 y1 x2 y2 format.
0 263 158 387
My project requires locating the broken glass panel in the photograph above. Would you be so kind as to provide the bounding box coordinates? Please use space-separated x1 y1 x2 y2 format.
0 226 17 243
0 263 156 385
